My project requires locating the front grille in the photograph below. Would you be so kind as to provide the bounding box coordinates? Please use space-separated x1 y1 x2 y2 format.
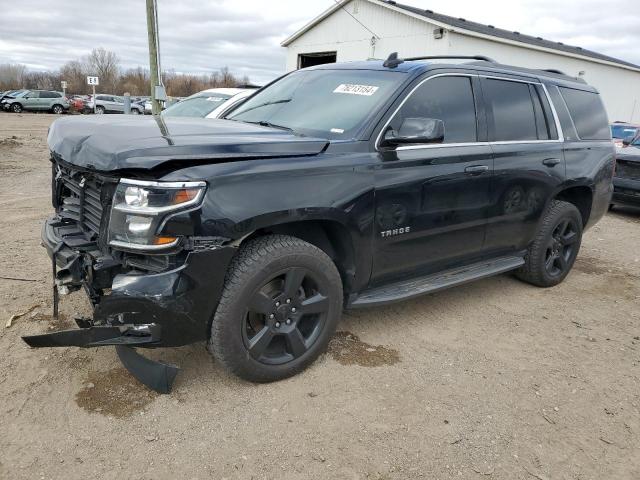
54 162 114 242
616 159 640 180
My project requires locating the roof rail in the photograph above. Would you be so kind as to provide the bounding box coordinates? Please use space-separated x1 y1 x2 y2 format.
542 68 567 75
404 55 497 63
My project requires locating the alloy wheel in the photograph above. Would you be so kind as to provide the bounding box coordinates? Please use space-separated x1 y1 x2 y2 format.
544 218 579 277
242 267 329 365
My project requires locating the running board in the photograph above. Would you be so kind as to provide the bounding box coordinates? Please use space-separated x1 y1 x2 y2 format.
350 255 525 308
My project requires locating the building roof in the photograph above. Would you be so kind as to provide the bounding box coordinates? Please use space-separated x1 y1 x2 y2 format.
282 0 640 71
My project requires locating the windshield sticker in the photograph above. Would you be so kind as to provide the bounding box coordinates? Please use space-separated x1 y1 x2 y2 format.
333 84 379 96
330 128 345 134
206 97 224 102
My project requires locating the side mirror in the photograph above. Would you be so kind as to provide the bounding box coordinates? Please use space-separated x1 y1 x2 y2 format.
622 135 635 147
382 118 445 147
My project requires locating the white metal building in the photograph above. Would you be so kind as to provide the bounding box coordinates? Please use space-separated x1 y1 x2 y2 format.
282 0 640 123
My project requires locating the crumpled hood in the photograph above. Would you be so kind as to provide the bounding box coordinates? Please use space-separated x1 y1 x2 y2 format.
47 115 329 171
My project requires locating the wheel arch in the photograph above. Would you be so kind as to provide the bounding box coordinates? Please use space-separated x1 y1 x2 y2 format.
240 219 357 298
553 185 594 227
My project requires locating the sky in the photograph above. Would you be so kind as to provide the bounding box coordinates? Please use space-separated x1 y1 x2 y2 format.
0 0 638 84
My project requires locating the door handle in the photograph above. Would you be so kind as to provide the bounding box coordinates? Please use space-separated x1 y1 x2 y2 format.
464 165 489 175
542 158 561 167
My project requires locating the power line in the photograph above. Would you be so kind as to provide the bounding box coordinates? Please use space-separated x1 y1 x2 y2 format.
333 0 380 39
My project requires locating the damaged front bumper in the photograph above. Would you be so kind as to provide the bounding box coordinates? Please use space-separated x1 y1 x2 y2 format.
22 215 237 392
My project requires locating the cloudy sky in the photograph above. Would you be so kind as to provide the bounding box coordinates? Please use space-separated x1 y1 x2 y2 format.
0 0 637 83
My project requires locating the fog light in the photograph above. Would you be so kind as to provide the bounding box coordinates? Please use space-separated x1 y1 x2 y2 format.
126 215 152 233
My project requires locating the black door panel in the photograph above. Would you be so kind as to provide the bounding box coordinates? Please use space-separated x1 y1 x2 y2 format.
485 142 564 253
372 146 492 284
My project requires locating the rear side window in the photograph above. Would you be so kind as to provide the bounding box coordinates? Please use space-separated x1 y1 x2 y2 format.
391 76 477 143
559 87 610 140
482 79 537 141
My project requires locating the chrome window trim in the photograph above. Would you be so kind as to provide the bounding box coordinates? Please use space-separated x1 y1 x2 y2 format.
376 73 565 152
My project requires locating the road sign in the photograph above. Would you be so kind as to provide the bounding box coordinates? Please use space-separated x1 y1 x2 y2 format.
61 81 67 89
86 76 99 86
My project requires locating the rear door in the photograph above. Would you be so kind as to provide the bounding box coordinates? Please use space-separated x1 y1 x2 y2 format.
112 96 125 113
371 73 493 284
480 75 565 254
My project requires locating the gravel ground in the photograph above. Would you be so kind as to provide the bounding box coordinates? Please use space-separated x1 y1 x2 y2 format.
1 112 639 480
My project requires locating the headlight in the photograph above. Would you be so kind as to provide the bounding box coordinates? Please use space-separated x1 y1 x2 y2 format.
108 179 206 250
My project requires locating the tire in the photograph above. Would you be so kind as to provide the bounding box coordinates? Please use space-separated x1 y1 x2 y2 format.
208 234 343 382
130 108 140 115
51 104 63 114
11 103 22 113
516 200 583 287
95 105 105 114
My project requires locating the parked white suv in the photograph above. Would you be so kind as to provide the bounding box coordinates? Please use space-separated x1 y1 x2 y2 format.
161 88 256 118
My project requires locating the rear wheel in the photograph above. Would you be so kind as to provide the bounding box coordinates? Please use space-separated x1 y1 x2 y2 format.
208 235 343 382
516 200 582 287
11 103 22 113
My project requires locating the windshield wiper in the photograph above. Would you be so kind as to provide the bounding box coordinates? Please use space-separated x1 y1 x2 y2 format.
245 120 294 133
232 98 291 116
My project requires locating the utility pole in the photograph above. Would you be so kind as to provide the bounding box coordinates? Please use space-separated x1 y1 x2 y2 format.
146 0 164 115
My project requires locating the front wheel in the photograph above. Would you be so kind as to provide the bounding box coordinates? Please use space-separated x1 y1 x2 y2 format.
208 235 343 382
95 105 105 114
11 103 22 113
51 104 63 114
516 200 583 287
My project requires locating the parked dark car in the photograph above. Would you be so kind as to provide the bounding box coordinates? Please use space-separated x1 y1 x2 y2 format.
24 54 614 392
611 134 640 208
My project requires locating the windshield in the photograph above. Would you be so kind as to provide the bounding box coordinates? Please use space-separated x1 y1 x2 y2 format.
162 93 233 118
227 69 406 139
14 90 29 98
611 125 638 139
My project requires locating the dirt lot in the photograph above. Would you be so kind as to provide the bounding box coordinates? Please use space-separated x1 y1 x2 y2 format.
1 112 639 480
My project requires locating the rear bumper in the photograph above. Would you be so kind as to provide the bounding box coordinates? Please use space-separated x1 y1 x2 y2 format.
34 214 237 347
612 177 640 207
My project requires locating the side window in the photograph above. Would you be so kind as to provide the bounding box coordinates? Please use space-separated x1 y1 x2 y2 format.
559 87 610 140
28 91 40 98
390 76 477 144
482 79 537 141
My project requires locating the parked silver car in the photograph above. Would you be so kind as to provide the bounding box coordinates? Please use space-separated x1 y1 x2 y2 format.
2 90 69 114
87 94 144 114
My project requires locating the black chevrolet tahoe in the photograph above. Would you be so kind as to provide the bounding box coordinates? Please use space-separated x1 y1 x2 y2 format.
24 54 614 392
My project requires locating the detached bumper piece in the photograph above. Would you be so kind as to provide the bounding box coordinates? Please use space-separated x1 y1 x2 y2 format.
22 324 180 394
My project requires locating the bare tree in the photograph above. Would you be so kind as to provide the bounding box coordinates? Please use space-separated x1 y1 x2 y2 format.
0 63 27 90
1 51 250 98
86 47 120 92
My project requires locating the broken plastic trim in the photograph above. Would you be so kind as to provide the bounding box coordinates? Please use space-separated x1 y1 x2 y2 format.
116 345 179 394
22 324 180 393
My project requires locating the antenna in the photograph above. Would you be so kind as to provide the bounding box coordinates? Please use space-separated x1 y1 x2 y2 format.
383 52 404 68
